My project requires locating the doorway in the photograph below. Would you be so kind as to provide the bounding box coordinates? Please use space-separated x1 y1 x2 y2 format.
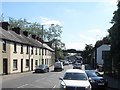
31 59 33 71
21 59 23 72
3 59 8 75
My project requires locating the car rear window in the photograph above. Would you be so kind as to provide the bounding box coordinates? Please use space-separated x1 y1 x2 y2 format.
63 73 87 80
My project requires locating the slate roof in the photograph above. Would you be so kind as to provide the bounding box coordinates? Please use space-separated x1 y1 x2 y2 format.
0 27 53 50
43 43 54 52
0 27 22 43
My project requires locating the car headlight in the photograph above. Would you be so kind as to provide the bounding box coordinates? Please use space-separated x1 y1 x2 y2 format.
60 84 66 90
61 84 66 89
85 85 91 90
89 78 95 83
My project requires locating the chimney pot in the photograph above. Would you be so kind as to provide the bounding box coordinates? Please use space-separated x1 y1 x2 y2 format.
0 22 10 30
12 27 21 34
23 31 28 37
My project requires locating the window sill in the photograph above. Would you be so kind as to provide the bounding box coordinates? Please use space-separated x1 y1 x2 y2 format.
20 52 23 54
25 66 29 68
13 68 18 71
13 52 17 53
2 50 6 53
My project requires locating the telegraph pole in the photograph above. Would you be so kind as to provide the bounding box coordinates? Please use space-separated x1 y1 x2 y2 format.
42 25 44 64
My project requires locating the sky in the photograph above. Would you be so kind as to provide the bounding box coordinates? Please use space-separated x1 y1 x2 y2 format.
1 0 118 50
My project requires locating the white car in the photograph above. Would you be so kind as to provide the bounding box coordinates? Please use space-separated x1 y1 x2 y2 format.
59 69 91 90
54 61 64 71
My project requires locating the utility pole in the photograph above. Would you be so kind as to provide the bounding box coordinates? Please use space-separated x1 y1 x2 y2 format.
42 25 44 64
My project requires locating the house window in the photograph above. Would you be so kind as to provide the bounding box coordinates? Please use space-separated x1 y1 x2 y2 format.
26 46 29 54
14 42 17 53
2 40 6 51
45 59 46 64
35 60 38 66
35 47 37 55
21 45 23 54
39 48 41 55
102 51 110 60
45 49 47 55
13 59 17 70
42 49 44 55
26 59 29 68
31 47 33 55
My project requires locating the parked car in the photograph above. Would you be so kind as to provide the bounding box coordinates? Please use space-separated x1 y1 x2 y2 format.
54 61 64 71
34 64 49 73
59 69 91 90
85 70 108 89
73 62 82 69
64 61 69 65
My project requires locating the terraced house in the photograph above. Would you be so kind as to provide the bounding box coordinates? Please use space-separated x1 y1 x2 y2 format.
0 22 55 75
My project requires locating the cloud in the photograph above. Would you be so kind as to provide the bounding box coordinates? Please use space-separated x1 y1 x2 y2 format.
88 29 101 34
1 0 118 3
106 0 118 5
65 42 85 50
80 34 95 42
64 9 82 17
39 17 62 26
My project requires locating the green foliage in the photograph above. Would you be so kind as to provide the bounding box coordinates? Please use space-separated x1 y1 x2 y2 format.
108 1 120 77
82 44 93 63
8 17 65 59
95 35 110 48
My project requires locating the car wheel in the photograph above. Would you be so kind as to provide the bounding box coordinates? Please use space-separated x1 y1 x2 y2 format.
44 69 47 73
47 69 49 72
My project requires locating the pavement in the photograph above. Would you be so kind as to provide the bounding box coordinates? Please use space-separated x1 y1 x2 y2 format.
85 64 120 90
104 75 120 90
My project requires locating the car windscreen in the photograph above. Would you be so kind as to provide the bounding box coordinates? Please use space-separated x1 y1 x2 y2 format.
38 65 45 68
63 73 87 80
85 71 98 77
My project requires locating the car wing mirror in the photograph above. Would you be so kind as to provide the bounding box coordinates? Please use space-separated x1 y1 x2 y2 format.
88 77 92 81
59 77 63 81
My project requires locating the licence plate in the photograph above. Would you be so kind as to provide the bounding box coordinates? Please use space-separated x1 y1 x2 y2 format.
98 83 104 85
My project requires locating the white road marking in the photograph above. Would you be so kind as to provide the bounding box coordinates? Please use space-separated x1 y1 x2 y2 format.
16 84 29 88
52 85 56 90
34 77 46 82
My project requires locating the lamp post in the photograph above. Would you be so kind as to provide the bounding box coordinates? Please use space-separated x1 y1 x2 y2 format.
41 25 44 64
50 24 57 61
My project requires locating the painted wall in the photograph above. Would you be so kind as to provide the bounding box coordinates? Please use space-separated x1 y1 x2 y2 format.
97 45 110 65
0 40 3 75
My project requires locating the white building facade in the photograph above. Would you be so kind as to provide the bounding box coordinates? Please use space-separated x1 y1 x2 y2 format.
96 44 110 65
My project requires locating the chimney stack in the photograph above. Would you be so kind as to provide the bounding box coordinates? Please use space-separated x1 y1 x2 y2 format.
0 22 10 30
32 35 36 39
12 27 21 34
23 31 29 37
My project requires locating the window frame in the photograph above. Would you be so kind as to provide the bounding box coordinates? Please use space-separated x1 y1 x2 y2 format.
2 40 6 52
13 59 18 71
26 59 29 68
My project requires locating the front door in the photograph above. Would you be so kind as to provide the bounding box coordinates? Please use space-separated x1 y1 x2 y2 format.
31 59 33 71
21 59 23 72
3 59 8 75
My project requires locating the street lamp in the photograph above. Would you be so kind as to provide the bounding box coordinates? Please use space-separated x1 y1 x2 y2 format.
49 24 57 61
41 25 44 64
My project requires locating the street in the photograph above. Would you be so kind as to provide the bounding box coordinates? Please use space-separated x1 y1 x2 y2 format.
2 64 114 90
2 65 72 89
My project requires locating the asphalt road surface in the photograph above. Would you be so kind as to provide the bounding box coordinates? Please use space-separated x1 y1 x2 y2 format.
2 65 72 90
2 64 114 90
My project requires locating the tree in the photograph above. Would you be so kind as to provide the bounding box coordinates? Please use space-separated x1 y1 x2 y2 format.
8 17 65 60
82 44 93 64
108 1 120 77
0 13 4 22
45 24 62 41
8 17 43 36
95 35 110 49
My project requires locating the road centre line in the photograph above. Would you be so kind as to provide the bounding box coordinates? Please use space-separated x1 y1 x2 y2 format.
52 85 56 90
16 84 29 88
34 77 46 82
